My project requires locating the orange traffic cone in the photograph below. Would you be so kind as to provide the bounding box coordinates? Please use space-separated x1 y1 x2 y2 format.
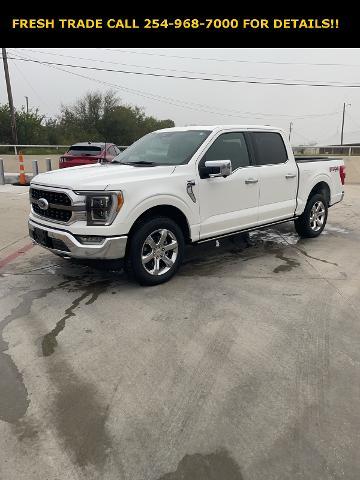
18 151 26 185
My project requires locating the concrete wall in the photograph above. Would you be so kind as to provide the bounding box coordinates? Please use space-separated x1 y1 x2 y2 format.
344 156 360 184
0 155 60 173
1 154 360 184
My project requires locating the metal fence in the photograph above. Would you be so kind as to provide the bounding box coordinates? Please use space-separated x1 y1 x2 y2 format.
0 144 69 155
293 145 360 156
1 144 359 157
0 144 128 154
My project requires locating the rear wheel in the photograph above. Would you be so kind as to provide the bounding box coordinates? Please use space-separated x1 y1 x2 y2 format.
124 217 185 285
294 193 328 238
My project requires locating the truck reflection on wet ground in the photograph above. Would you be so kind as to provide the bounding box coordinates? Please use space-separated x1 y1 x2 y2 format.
181 224 302 276
3 221 342 283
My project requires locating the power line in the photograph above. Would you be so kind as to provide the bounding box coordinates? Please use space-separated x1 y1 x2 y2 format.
8 51 341 121
10 60 52 113
8 52 267 120
101 48 360 68
9 51 325 144
7 55 360 88
10 53 276 120
11 48 357 85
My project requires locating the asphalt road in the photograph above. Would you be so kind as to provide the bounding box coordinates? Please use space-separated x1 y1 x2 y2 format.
0 184 360 480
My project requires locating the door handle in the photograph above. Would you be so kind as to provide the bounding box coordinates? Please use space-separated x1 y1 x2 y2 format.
285 173 296 179
245 178 258 184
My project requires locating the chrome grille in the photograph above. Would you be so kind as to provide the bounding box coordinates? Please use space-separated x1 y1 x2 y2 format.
30 188 71 206
32 202 72 222
30 187 85 224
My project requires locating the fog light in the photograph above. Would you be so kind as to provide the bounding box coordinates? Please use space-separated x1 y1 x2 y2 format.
76 235 105 245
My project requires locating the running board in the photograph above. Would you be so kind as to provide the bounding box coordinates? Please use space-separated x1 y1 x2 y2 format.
196 217 297 244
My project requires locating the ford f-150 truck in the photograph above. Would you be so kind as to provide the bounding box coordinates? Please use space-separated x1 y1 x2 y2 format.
28 125 345 285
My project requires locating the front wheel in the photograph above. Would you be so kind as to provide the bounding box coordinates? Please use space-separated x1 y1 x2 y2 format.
124 217 185 285
294 193 328 238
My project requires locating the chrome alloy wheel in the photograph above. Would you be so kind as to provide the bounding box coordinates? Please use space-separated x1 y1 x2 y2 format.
310 200 326 231
141 229 178 276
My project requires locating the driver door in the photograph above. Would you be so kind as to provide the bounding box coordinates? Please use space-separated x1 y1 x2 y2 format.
197 131 260 239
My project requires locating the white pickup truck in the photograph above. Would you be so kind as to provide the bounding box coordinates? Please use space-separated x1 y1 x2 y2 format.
28 125 345 285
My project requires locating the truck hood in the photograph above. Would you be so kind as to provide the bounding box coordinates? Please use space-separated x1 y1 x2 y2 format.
31 163 176 191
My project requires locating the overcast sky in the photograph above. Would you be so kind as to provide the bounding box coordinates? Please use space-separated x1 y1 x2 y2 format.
2 48 360 146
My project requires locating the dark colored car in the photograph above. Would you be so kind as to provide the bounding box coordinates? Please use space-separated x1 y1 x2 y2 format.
59 142 123 169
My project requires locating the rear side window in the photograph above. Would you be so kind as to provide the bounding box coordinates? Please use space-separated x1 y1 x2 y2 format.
251 132 288 165
202 132 250 170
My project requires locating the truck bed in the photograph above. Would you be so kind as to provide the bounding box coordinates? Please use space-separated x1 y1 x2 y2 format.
295 156 342 163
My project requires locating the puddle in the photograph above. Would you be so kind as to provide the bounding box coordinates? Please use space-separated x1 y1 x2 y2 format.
41 277 115 357
248 229 299 247
51 369 112 468
294 245 338 267
0 268 120 423
181 223 343 277
157 450 243 480
181 227 301 276
0 284 61 423
273 253 300 273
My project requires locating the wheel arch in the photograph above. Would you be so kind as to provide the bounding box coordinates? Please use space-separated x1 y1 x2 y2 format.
308 181 331 206
297 176 332 215
127 204 192 244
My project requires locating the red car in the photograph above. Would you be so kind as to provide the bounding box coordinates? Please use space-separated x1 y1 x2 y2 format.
59 142 123 169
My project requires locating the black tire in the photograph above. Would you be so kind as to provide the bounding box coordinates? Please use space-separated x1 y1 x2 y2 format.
294 193 328 238
124 216 185 286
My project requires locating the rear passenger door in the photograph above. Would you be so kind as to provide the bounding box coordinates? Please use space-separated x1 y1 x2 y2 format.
249 131 298 223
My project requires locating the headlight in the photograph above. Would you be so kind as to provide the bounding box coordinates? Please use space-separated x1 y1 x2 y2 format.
83 191 124 226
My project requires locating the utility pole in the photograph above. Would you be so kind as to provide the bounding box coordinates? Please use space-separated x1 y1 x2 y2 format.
2 48 18 146
25 96 29 114
289 122 293 143
341 102 351 145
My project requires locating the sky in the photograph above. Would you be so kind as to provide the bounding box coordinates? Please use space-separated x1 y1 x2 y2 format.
1 48 360 146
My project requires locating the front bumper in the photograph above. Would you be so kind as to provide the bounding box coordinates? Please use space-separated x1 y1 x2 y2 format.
28 219 127 260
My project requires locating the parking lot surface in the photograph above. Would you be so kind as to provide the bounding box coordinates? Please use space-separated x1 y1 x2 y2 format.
1 184 360 480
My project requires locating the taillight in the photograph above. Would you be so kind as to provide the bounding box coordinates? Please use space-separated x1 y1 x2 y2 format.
340 165 346 185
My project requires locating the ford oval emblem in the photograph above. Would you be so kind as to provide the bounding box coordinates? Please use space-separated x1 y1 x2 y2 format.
38 198 49 210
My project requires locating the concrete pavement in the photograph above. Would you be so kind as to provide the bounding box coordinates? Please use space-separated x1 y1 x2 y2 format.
0 185 360 479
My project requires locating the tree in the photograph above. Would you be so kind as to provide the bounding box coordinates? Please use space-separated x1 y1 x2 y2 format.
0 104 12 143
58 90 175 145
0 104 47 144
0 90 175 146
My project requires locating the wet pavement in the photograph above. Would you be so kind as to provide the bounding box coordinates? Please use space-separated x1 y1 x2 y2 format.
1 185 360 479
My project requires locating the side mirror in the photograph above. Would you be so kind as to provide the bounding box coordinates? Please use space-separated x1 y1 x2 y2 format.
200 160 232 179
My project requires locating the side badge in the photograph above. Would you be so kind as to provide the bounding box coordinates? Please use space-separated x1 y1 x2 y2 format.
186 180 196 203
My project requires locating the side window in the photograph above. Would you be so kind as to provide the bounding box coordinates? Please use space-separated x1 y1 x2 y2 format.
251 132 288 165
108 146 116 156
201 132 250 171
114 146 121 155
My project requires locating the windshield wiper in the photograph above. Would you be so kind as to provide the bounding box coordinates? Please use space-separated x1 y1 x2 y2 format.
115 160 156 166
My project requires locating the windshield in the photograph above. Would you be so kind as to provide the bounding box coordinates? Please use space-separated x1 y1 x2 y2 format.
68 145 103 156
113 130 211 165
